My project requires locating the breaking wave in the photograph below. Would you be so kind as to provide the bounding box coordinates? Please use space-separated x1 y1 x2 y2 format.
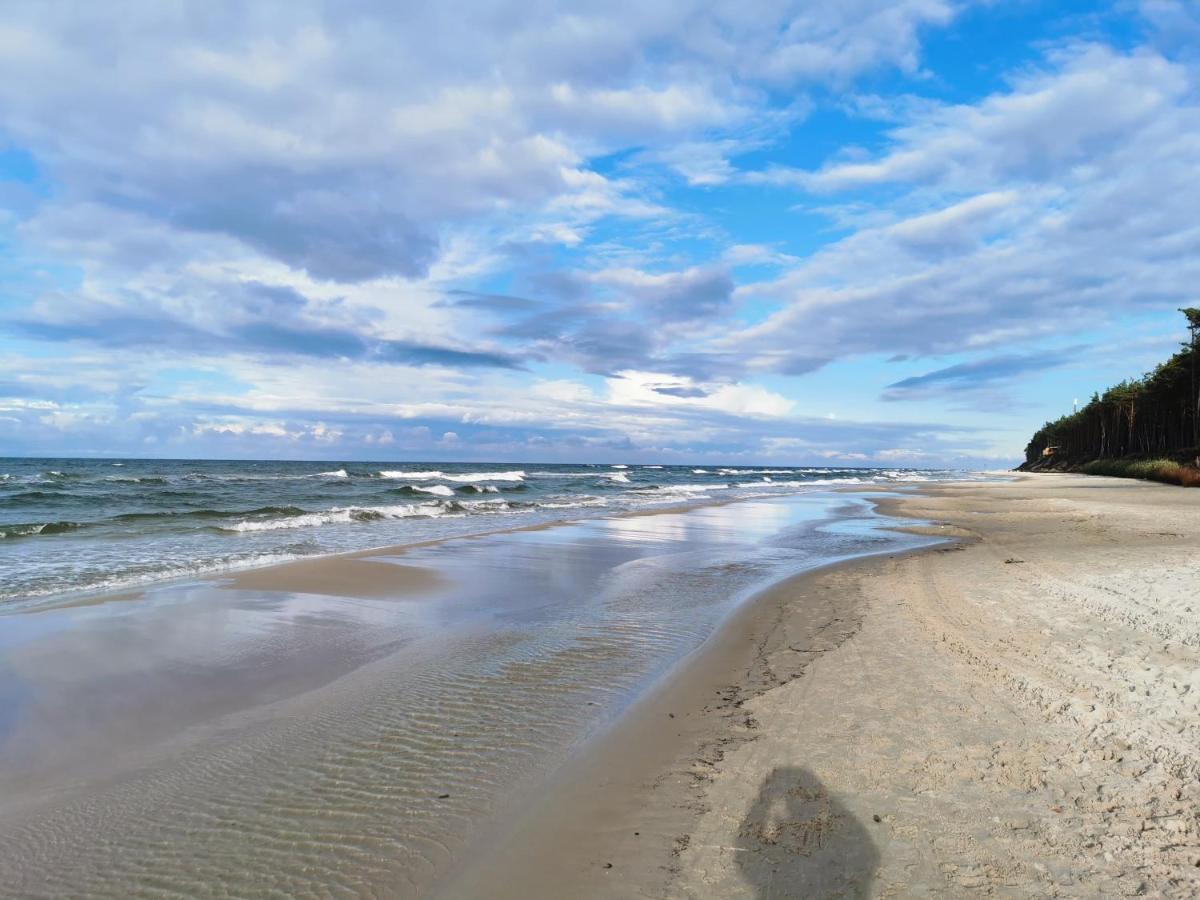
223 504 451 533
379 470 525 483
1 521 85 539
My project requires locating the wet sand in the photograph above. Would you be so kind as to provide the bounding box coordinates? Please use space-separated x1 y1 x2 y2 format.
449 474 1200 898
224 555 445 597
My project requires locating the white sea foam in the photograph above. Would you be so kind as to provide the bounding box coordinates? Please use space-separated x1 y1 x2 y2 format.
645 465 664 469
611 464 628 469
736 477 864 488
692 469 710 474
446 471 525 483
380 470 525 482
607 472 631 483
454 498 510 510
313 469 349 478
1 548 319 607
224 503 449 532
719 468 794 476
630 484 726 501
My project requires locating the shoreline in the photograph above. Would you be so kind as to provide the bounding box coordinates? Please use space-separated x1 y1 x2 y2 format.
445 473 1200 897
0 488 940 897
435 542 947 899
4 488 840 615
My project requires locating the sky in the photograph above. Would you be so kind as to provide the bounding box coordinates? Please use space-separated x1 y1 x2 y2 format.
1 0 1199 467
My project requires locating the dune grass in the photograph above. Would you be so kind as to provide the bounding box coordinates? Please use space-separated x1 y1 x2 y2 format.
1080 458 1200 488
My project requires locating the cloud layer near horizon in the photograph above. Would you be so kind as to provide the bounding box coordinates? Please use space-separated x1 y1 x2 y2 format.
1 1 1197 466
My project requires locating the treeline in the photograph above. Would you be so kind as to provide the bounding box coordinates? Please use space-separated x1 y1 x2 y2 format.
1022 309 1200 468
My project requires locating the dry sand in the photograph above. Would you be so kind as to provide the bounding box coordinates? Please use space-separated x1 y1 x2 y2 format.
444 474 1200 898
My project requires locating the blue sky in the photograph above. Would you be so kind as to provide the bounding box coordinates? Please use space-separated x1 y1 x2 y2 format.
2 0 1198 467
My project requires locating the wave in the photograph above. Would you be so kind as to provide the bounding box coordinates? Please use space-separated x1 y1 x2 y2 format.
456 484 501 494
537 498 609 509
444 498 512 513
413 485 454 497
718 468 795 476
691 469 710 474
607 472 631 484
736 477 864 488
2 548 318 606
661 483 730 494
379 470 525 483
104 475 168 484
40 470 84 480
222 503 451 533
312 469 349 478
112 505 306 523
1 520 85 539
629 484 728 502
438 470 526 483
611 464 628 469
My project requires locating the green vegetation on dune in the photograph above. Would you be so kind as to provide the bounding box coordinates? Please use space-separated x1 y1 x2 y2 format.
1021 309 1200 486
1079 458 1200 488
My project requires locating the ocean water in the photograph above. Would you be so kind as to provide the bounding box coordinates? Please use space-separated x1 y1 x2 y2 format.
0 458 962 606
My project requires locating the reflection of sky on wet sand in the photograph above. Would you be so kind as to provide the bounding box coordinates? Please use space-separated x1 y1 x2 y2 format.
0 491 940 897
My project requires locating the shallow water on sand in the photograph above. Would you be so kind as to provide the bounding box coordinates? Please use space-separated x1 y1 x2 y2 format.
0 492 939 898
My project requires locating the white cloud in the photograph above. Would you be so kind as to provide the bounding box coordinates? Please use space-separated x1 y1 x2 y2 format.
726 43 1200 376
805 46 1187 192
605 370 793 417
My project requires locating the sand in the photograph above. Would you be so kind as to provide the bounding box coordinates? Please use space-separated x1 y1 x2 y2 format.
223 555 444 597
446 474 1200 898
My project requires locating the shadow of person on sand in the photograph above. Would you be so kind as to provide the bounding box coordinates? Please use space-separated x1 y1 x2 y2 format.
736 766 879 899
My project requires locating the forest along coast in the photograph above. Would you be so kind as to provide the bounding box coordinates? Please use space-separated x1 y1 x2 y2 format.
1022 309 1200 486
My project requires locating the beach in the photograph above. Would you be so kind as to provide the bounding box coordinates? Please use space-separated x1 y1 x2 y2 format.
447 473 1200 897
2 473 1198 896
0 482 938 897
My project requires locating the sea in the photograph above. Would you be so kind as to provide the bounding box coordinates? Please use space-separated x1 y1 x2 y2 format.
0 457 964 607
